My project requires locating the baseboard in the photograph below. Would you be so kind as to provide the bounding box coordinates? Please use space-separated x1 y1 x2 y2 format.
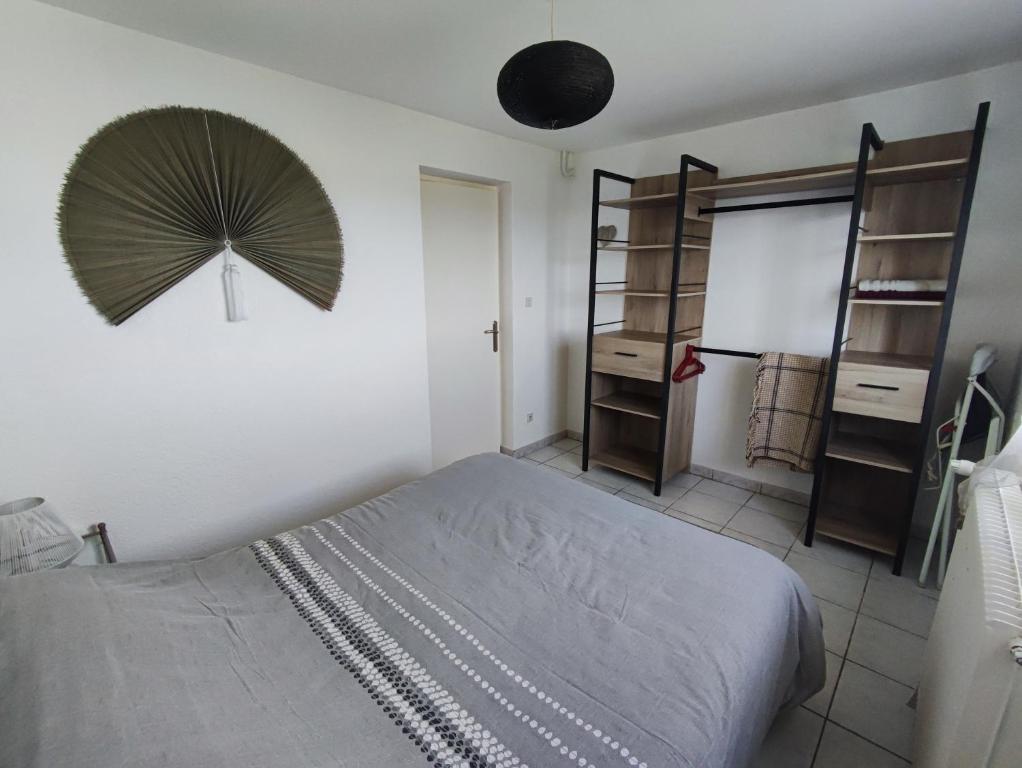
502 430 572 459
690 463 811 506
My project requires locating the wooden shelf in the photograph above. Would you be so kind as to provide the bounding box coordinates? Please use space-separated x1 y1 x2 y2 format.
857 232 955 243
599 192 673 209
591 392 661 419
840 350 932 370
690 166 855 199
866 158 968 186
687 158 967 201
849 294 944 306
825 433 913 473
589 445 658 480
599 193 711 214
598 243 711 251
596 289 706 298
815 501 899 556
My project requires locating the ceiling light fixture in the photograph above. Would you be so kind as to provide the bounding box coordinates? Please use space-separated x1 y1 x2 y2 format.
497 0 614 130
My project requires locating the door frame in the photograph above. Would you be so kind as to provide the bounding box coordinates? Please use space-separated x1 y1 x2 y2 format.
419 167 512 455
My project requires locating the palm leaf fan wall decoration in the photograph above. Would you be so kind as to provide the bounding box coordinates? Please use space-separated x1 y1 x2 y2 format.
58 107 343 324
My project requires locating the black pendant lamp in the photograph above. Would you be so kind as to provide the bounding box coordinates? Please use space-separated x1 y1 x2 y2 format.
497 1 613 130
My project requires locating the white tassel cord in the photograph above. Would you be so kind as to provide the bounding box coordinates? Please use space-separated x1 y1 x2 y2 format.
204 113 248 322
222 241 247 322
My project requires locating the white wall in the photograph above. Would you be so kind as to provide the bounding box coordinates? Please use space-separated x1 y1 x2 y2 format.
686 195 850 493
559 63 1022 519
0 0 562 560
3 2 1019 562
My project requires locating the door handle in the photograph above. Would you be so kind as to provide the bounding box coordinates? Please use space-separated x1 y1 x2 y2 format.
483 320 499 352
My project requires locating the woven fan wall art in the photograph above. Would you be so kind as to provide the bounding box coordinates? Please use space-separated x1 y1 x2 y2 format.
58 107 343 324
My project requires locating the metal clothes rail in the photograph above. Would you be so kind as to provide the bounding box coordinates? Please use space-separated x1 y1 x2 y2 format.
692 346 760 359
697 194 853 215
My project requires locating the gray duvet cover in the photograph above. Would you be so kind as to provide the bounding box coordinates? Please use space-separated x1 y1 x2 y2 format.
0 454 824 768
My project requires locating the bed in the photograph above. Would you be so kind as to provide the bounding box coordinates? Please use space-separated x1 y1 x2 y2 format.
0 453 824 768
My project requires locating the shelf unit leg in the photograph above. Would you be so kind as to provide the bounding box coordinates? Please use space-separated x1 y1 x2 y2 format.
582 170 602 473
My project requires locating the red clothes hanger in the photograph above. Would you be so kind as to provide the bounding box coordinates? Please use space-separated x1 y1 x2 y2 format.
672 344 705 383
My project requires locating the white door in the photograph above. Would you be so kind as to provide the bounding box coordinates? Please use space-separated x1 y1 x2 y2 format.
420 175 502 469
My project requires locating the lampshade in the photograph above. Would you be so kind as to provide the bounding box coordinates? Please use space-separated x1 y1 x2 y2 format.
0 498 83 575
497 40 614 129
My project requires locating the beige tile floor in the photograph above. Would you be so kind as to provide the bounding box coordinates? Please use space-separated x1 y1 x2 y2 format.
521 439 940 767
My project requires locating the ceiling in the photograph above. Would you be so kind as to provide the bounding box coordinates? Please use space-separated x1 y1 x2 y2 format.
41 0 1022 150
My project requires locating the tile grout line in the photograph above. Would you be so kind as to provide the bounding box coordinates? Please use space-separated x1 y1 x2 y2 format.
839 657 920 692
855 613 930 641
806 538 872 765
831 607 927 644
810 552 886 767
606 473 805 549
820 720 913 766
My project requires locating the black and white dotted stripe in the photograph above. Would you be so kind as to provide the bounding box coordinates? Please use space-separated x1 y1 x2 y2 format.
321 519 647 768
307 525 602 768
252 534 523 768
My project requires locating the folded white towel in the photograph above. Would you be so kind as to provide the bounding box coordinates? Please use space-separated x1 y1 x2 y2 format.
858 279 947 293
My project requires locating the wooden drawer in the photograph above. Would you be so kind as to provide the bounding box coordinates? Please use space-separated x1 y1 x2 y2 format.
833 357 929 423
592 334 667 381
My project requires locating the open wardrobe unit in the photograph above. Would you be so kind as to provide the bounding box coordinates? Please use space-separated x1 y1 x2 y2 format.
806 102 990 575
582 102 989 575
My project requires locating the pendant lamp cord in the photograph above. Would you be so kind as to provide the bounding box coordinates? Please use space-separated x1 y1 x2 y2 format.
203 113 247 322
550 0 555 40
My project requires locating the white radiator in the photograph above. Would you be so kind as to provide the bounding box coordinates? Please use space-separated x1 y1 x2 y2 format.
914 452 1022 767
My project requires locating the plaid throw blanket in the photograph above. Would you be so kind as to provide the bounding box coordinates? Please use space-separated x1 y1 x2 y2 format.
746 352 829 473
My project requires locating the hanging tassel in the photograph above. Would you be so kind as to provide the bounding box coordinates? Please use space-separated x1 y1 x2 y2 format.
222 241 247 322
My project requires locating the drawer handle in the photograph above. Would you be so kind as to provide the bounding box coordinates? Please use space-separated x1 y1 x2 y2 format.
613 352 639 357
856 382 899 391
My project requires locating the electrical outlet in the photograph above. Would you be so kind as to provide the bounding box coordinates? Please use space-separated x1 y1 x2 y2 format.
526 412 534 423
525 296 533 308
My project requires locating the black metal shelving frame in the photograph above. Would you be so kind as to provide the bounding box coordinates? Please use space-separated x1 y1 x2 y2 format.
804 102 990 575
582 156 717 496
581 168 635 481
582 156 863 495
584 103 987 512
